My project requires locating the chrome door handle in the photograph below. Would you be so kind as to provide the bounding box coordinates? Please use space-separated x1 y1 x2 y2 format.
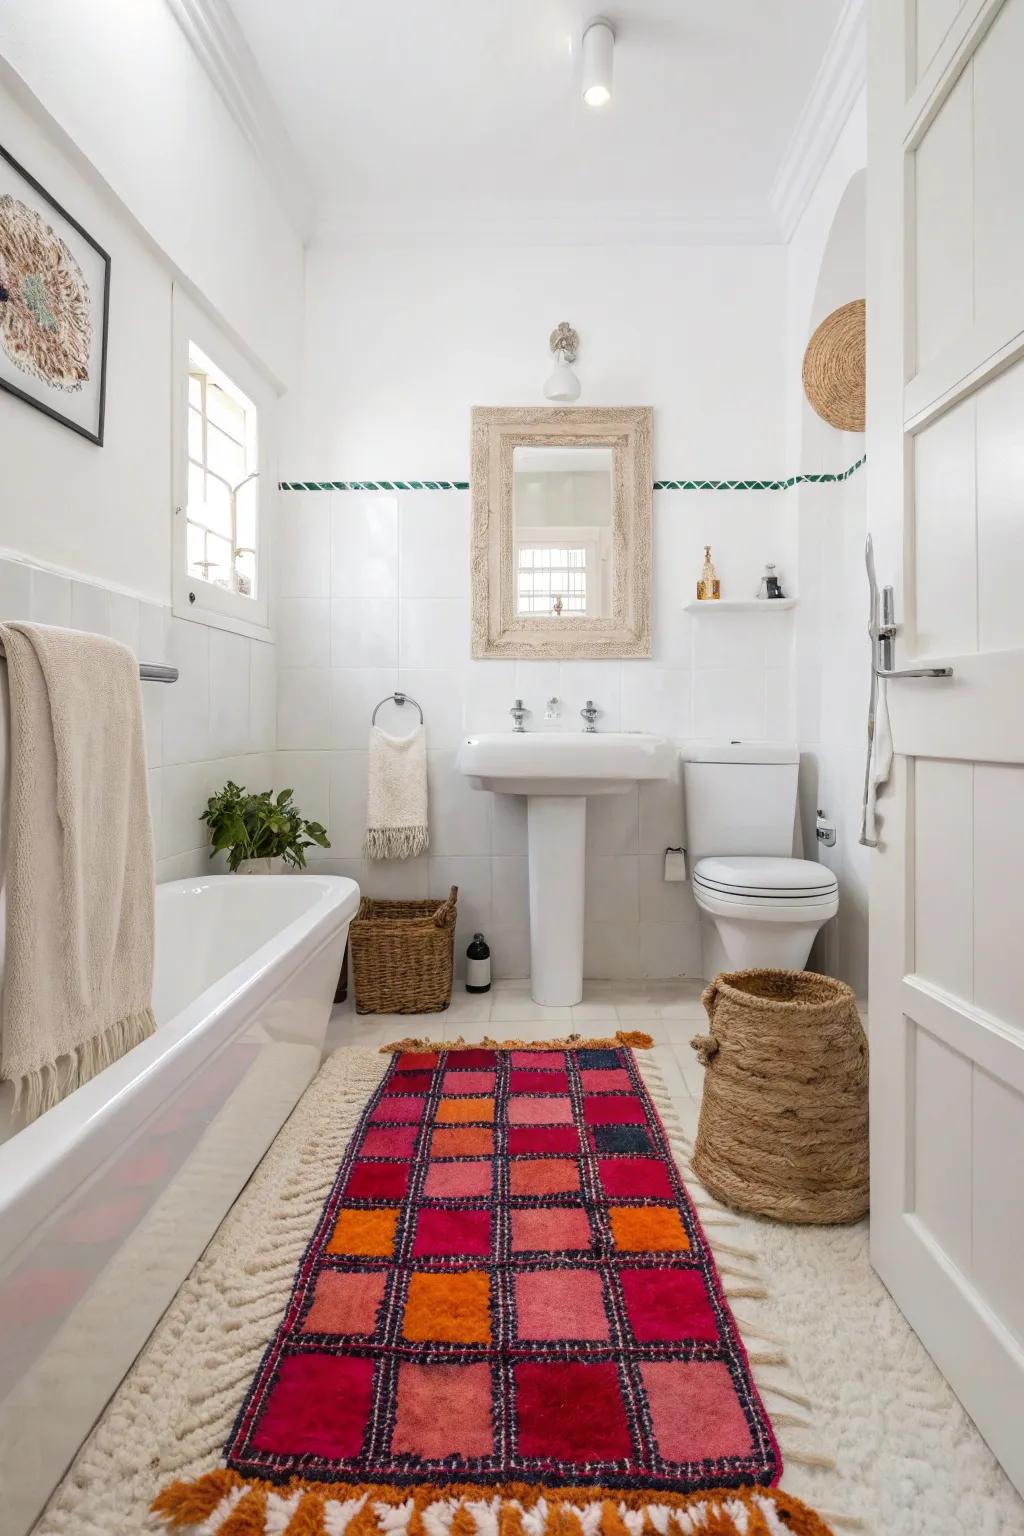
864 538 954 681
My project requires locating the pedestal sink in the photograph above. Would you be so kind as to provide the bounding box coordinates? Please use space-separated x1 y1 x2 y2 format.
457 733 674 1006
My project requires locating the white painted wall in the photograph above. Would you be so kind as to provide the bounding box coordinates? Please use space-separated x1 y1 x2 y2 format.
280 242 801 979
0 0 303 386
0 74 278 879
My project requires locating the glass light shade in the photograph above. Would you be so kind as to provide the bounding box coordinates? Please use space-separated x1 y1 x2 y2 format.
581 19 614 107
543 361 581 402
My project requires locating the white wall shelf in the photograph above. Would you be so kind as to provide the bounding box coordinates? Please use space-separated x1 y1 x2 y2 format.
684 598 798 612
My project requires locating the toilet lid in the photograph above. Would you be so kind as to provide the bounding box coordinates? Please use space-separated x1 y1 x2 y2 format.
694 855 838 898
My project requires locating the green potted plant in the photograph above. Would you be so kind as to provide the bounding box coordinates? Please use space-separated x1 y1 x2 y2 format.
201 781 331 873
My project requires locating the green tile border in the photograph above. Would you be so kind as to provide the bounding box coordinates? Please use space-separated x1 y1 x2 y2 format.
279 455 865 494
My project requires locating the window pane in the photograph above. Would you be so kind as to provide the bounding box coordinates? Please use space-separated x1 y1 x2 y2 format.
204 533 233 590
234 549 256 597
207 423 246 486
187 461 206 514
188 406 203 462
206 380 246 441
235 477 258 551
186 521 207 573
203 475 233 538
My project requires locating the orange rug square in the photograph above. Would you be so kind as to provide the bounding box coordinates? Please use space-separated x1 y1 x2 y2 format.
326 1207 399 1257
435 1097 495 1124
609 1205 690 1253
402 1270 492 1343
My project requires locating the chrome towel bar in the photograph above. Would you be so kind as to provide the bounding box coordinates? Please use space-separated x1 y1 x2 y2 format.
140 664 178 683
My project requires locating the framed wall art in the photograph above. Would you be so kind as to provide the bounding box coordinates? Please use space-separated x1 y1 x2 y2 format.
0 145 110 445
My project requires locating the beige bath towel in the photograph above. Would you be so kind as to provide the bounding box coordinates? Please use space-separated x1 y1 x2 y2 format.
0 622 156 1122
363 723 429 860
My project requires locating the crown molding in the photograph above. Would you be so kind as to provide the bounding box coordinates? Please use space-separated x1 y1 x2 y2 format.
163 0 314 239
312 207 784 249
769 0 867 243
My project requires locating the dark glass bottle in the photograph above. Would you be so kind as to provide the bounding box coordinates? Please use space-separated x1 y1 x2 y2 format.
466 933 491 994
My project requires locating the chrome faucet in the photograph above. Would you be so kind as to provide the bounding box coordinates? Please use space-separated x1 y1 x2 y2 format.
510 698 528 732
580 699 599 732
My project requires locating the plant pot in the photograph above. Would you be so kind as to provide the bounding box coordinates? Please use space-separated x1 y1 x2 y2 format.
234 857 290 876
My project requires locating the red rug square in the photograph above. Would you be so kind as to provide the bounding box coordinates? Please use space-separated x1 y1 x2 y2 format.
441 1070 495 1094
515 1269 609 1341
598 1157 674 1199
358 1126 419 1159
413 1207 492 1257
508 1125 580 1155
511 1207 592 1252
582 1096 646 1125
384 1072 434 1093
508 1069 570 1093
444 1049 497 1067
507 1096 574 1125
396 1052 438 1070
369 1095 426 1124
250 1354 374 1459
514 1361 632 1462
509 1158 580 1196
344 1161 411 1201
510 1050 565 1068
640 1361 754 1463
423 1161 493 1198
301 1270 386 1336
392 1362 493 1458
579 1068 632 1092
620 1267 719 1342
431 1126 494 1158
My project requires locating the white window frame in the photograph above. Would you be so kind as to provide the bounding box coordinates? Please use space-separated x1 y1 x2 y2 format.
514 524 610 618
172 287 274 639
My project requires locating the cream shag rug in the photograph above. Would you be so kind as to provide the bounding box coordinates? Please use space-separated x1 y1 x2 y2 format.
30 1050 1024 1536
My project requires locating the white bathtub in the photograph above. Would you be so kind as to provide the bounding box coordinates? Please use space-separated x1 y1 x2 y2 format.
0 873 359 1536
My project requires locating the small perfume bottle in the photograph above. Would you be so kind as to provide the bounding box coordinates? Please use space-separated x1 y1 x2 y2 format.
697 545 720 600
756 563 785 600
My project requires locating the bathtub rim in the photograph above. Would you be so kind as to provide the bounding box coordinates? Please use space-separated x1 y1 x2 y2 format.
0 873 359 1267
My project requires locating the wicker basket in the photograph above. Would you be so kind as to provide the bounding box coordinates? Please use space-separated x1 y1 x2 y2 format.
690 968 868 1224
349 886 458 1015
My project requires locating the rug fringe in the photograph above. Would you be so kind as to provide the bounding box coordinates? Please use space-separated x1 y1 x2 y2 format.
378 1031 654 1054
151 1474 836 1535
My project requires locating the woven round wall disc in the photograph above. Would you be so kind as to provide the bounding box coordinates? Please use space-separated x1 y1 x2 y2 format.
802 297 865 433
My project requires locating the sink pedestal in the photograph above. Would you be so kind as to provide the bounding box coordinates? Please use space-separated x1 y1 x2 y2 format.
527 796 586 1007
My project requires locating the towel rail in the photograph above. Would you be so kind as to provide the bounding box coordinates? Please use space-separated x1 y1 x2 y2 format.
371 690 423 725
140 664 178 683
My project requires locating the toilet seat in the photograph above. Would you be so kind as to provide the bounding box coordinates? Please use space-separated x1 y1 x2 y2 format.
694 855 838 905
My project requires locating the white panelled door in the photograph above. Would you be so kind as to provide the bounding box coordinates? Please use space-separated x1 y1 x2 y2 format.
868 0 1024 1494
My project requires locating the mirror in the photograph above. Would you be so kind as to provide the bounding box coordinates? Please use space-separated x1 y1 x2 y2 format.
514 446 614 620
471 407 652 659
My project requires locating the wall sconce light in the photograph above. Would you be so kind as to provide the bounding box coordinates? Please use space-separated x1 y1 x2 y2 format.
582 18 615 107
543 322 581 402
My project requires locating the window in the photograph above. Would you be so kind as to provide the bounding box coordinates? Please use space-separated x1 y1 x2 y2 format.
186 346 259 599
173 289 272 637
517 543 589 615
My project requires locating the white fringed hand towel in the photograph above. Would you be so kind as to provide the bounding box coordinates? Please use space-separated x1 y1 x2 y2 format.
363 723 429 860
0 622 156 1122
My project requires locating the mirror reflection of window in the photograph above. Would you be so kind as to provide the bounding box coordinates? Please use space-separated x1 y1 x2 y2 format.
512 446 613 619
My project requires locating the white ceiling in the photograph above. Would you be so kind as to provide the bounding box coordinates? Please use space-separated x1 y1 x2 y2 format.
220 0 857 242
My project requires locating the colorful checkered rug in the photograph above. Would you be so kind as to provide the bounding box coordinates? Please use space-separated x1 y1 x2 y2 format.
152 1038 833 1536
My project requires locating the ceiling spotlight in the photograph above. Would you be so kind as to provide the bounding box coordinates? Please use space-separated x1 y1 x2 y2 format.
582 17 614 107
544 322 581 402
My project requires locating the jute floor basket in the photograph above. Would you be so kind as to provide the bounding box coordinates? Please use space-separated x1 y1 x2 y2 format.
691 968 869 1224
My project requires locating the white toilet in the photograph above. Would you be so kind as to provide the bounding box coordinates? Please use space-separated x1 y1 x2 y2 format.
681 742 838 972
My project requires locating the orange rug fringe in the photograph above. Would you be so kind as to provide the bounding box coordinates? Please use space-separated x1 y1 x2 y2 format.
379 1030 655 1054
151 1472 833 1535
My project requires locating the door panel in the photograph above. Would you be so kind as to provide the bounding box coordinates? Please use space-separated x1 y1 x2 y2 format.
870 0 1024 1494
915 0 965 80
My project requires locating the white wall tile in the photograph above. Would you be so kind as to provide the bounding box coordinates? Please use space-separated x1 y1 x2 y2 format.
640 921 693 980
427 748 491 854
209 628 251 758
328 750 369 857
362 855 430 900
584 922 641 979
276 751 331 860
429 854 492 950
622 665 690 736
276 597 331 667
30 568 71 627
490 855 529 928
488 925 530 980
692 667 765 740
400 598 470 669
70 580 111 636
160 761 209 860
139 602 170 665
0 559 31 620
399 491 469 597
513 661 562 720
585 855 640 923
333 597 398 667
107 592 140 652
331 493 398 597
396 669 464 751
278 666 333 750
464 660 517 733
638 853 695 922
586 788 638 855
559 662 622 732
331 667 397 749
277 493 331 598
638 774 684 854
164 618 210 765
491 792 527 855
249 639 277 752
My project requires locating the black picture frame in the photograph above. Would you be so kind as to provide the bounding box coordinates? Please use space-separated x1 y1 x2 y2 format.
0 144 111 445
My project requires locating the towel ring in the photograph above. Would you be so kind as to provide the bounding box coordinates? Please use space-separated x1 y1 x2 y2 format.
371 690 424 726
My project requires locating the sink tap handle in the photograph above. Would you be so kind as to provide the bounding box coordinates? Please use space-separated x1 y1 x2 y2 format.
580 699 599 732
510 698 529 733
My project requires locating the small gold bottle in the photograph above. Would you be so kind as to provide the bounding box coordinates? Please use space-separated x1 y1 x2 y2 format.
697 544 720 600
